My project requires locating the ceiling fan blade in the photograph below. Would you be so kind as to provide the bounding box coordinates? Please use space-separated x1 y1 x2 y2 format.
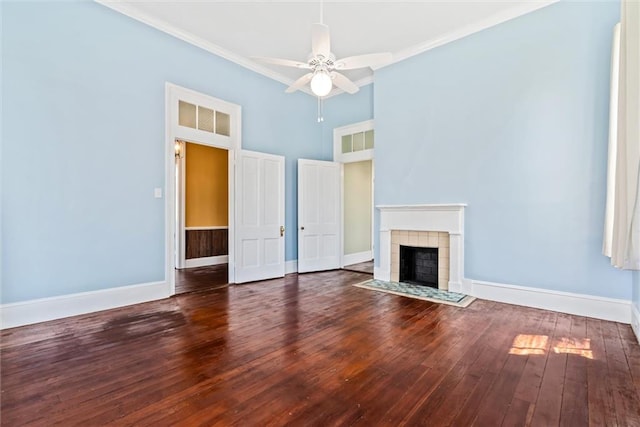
311 23 331 58
252 57 310 69
335 53 393 70
331 72 359 94
285 73 314 93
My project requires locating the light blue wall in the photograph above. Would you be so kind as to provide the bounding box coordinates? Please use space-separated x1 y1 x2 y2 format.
374 1 632 299
1 1 369 303
322 85 374 159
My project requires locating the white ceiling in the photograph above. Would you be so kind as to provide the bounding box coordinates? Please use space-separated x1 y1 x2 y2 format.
98 1 556 96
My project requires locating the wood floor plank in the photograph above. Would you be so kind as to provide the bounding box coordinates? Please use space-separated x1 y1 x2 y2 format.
529 312 572 427
2 269 639 426
505 309 557 426
618 323 640 396
451 303 532 426
559 315 590 426
586 317 619 427
601 319 640 426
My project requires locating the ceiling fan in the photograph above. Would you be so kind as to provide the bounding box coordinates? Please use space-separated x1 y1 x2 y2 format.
253 21 392 97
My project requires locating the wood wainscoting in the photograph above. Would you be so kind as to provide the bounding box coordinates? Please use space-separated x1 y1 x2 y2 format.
185 228 228 259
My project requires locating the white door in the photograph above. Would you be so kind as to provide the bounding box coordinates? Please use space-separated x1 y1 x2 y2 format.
235 150 285 283
298 159 341 273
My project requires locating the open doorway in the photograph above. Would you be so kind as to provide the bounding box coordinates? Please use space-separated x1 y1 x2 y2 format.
165 83 241 295
333 120 375 274
175 141 229 294
342 160 374 274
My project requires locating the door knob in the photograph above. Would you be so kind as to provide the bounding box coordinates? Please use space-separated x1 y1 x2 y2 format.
280 226 285 237
301 226 305 231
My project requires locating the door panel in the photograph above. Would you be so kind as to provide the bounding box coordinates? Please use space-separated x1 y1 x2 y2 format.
298 159 341 273
235 150 285 283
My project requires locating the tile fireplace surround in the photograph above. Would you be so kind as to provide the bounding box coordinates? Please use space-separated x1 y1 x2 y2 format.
376 204 467 294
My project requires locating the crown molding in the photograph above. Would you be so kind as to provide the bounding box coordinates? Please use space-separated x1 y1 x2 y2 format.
384 0 558 68
95 0 317 97
96 0 557 98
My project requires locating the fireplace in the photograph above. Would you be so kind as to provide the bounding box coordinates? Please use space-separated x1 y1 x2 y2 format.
389 230 449 289
376 204 467 293
400 246 439 288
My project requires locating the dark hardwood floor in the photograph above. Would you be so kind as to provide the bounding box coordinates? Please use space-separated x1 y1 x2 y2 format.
2 270 640 426
343 261 374 275
175 264 228 295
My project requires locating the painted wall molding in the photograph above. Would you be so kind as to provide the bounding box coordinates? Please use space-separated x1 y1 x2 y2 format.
95 0 556 98
469 279 631 324
632 304 640 342
2 266 631 329
343 251 373 267
285 260 298 275
95 1 300 92
0 281 172 329
373 267 632 323
389 1 558 67
184 255 228 268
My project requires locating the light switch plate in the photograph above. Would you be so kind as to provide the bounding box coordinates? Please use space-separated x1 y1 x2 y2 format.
154 188 162 198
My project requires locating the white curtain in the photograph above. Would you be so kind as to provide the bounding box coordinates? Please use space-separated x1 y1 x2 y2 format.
603 0 640 270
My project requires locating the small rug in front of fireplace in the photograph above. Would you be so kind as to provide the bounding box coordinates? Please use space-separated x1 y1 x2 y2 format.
354 279 476 308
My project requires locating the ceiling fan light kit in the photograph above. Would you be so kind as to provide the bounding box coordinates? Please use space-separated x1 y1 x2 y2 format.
310 70 332 97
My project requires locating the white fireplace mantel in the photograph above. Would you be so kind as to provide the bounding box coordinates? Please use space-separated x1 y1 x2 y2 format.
376 203 468 293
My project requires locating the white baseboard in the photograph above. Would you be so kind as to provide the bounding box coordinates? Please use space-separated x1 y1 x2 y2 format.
469 279 631 323
0 281 171 329
184 255 228 268
343 251 373 267
285 260 298 275
632 304 640 342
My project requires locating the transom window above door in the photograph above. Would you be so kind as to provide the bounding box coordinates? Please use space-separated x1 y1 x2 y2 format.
333 119 374 163
342 129 374 154
178 100 230 136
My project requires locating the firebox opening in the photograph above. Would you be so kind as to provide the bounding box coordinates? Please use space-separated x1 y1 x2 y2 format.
399 246 438 288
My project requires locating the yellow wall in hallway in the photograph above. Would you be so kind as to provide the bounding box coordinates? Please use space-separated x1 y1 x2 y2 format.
185 143 228 227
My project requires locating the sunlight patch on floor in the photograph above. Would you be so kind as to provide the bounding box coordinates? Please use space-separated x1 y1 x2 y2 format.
552 337 593 359
509 334 593 359
509 334 548 356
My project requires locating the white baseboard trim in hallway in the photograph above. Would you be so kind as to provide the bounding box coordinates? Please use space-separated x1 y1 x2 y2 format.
469 279 631 323
285 260 298 275
343 251 373 267
0 281 171 329
184 255 228 268
632 304 640 342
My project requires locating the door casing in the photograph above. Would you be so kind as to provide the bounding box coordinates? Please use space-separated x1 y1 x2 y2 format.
333 120 375 268
166 83 240 293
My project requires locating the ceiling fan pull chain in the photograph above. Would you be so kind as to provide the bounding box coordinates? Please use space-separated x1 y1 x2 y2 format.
317 96 324 123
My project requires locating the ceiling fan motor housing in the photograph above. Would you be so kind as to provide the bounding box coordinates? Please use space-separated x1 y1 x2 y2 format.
308 53 336 71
